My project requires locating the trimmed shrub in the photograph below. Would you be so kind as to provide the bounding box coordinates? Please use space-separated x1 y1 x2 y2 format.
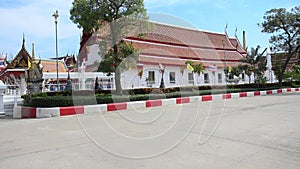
21 82 298 107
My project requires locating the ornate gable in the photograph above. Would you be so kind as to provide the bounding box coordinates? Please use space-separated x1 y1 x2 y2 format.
7 36 31 69
26 59 43 94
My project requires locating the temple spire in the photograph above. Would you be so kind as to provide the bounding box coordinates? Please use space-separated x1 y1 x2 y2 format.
32 43 35 59
22 33 25 49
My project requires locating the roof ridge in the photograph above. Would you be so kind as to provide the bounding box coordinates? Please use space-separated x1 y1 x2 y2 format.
224 31 237 50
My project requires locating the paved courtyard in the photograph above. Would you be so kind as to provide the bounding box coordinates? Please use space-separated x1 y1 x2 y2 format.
0 93 300 169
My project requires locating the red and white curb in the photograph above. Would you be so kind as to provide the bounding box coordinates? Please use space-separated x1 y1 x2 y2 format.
13 88 300 119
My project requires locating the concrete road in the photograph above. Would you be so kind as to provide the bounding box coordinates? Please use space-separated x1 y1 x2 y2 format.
0 93 299 169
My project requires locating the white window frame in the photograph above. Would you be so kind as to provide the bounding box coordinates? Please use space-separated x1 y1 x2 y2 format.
218 73 222 83
188 73 194 84
148 71 155 84
169 72 176 84
204 73 209 84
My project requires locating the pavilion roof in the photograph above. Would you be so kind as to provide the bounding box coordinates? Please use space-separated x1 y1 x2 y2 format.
6 39 32 69
40 59 68 73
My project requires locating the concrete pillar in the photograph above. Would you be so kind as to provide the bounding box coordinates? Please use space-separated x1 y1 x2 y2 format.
0 92 4 115
21 76 26 94
81 71 85 90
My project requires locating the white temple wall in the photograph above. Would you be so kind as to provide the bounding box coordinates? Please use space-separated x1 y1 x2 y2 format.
120 66 233 89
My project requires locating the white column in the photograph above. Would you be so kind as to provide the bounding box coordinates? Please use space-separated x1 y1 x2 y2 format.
0 92 4 115
0 80 6 115
81 71 85 90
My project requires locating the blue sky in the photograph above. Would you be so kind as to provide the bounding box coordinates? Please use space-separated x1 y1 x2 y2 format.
0 0 299 60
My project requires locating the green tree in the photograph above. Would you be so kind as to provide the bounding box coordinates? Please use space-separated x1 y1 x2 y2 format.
185 60 205 75
242 45 267 86
70 0 150 95
291 64 300 81
231 66 242 77
239 64 253 84
223 66 242 83
283 64 300 82
98 41 140 75
259 6 300 86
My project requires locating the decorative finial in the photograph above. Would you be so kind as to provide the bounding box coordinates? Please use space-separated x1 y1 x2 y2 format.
234 26 238 37
224 22 228 33
22 33 25 49
32 43 35 59
52 10 59 23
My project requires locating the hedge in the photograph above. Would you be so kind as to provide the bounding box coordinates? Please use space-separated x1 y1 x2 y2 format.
22 89 260 107
21 82 299 107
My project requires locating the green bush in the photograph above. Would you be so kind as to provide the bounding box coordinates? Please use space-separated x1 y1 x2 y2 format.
21 82 298 107
28 96 74 107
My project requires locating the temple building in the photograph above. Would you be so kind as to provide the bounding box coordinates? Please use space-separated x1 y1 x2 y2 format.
79 22 248 88
49 54 77 72
0 36 68 94
271 52 300 69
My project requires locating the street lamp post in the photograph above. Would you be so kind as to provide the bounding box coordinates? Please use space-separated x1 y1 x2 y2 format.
52 10 59 91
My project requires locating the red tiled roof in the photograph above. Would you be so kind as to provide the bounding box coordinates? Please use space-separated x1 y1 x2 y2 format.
123 22 246 68
50 55 77 68
41 60 67 73
271 52 299 69
129 40 243 61
126 23 237 50
229 37 246 54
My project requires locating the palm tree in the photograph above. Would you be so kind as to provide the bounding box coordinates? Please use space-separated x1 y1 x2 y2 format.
242 45 267 85
240 64 253 84
185 60 205 75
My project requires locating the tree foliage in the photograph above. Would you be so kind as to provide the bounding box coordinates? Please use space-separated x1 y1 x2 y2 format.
98 41 140 73
283 64 300 82
242 65 253 84
223 65 243 83
230 66 242 77
70 0 149 34
70 0 151 94
185 60 205 75
259 6 300 85
241 45 267 85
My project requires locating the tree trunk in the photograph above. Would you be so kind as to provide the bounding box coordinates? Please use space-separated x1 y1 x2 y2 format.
110 22 123 95
248 75 251 84
112 44 123 95
278 73 283 87
115 68 122 95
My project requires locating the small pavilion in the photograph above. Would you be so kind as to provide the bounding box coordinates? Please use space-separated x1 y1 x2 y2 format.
0 36 68 94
